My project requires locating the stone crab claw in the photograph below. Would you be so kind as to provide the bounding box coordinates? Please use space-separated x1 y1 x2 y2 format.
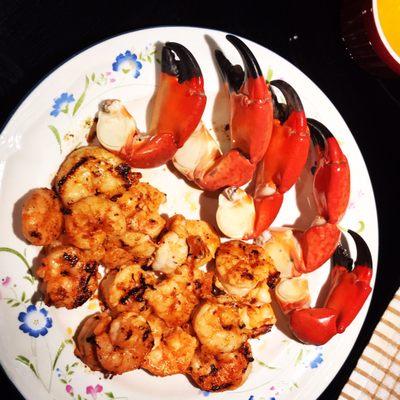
96 42 206 168
298 119 350 272
172 34 273 191
215 80 309 239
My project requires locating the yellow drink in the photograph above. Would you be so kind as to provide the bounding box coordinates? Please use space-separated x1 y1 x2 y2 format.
375 0 400 59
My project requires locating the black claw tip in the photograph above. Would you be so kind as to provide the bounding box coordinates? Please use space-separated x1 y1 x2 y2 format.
226 34 262 79
348 230 373 269
307 118 335 150
162 42 202 83
271 88 289 121
333 243 353 271
215 49 244 92
307 119 327 150
270 80 304 120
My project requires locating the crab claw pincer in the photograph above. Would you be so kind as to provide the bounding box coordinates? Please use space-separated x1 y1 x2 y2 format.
289 230 373 345
96 42 206 168
298 119 350 272
216 80 309 239
172 35 273 191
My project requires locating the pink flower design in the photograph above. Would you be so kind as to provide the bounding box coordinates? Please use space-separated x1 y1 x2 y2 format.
86 384 103 400
1 276 11 287
65 384 73 394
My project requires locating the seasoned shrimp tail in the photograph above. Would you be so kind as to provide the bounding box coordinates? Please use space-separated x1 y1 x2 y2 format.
55 146 141 205
142 315 198 376
192 300 247 353
36 246 99 309
22 188 63 245
100 263 157 314
74 313 103 371
188 343 253 392
65 195 126 250
94 311 154 375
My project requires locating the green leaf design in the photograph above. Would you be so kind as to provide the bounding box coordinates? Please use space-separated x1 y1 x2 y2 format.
357 220 365 233
73 76 90 116
257 359 277 369
21 291 26 302
12 302 20 307
0 247 31 271
105 393 115 399
266 67 273 83
48 125 62 153
23 275 36 285
295 349 303 366
16 355 39 379
52 340 68 371
91 72 95 81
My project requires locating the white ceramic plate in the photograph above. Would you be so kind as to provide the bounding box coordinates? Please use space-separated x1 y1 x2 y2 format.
0 27 378 400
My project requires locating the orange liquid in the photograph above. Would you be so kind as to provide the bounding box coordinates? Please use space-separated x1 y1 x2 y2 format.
377 0 400 57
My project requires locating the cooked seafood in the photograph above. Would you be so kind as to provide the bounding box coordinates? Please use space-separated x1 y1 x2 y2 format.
238 302 276 338
94 311 154 375
100 263 157 314
36 245 99 309
144 264 199 327
74 313 103 371
142 315 198 376
215 240 276 297
152 215 188 274
116 182 166 238
54 146 140 205
188 343 253 392
101 231 157 269
186 219 220 268
22 188 63 246
64 195 126 250
192 300 247 353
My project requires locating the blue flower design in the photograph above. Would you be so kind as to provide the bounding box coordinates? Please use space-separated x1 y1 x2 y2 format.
18 304 53 338
200 391 210 397
112 51 142 78
248 396 255 400
310 352 323 369
50 92 75 117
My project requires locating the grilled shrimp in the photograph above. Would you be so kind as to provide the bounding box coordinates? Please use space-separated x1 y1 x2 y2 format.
152 215 188 274
100 263 157 314
144 264 200 327
74 313 103 371
142 315 198 376
22 188 63 245
192 300 247 353
116 182 166 213
54 146 140 205
186 220 220 268
45 233 106 262
94 311 154 375
188 343 253 392
101 231 157 269
116 183 166 238
36 245 99 309
215 241 276 297
238 303 276 338
64 196 126 250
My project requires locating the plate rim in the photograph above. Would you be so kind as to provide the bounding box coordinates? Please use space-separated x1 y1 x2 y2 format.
0 25 379 400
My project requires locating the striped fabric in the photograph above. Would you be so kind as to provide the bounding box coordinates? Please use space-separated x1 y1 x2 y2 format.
340 288 400 400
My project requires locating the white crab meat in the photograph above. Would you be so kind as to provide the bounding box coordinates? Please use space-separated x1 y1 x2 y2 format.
275 277 311 314
216 187 255 239
257 228 304 278
96 99 137 152
172 123 221 181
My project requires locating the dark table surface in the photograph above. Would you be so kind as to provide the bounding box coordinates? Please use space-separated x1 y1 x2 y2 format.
0 1 399 399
